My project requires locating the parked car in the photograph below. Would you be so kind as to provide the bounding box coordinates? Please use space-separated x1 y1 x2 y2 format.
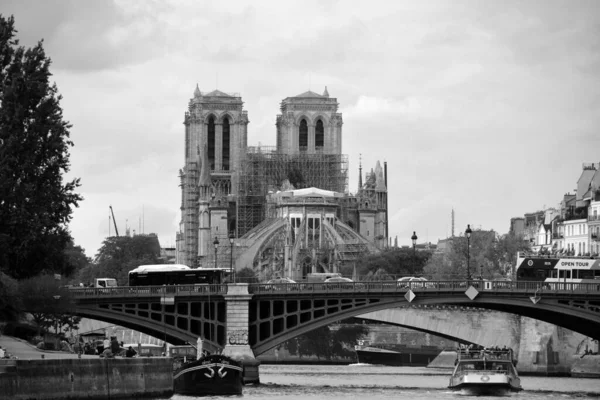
397 276 429 288
265 277 297 291
324 276 359 290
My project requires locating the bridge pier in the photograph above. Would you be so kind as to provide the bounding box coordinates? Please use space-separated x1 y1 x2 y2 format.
222 284 260 384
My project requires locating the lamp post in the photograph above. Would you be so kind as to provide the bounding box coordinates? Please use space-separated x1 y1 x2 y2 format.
411 231 418 275
465 224 472 280
213 236 219 269
229 233 234 283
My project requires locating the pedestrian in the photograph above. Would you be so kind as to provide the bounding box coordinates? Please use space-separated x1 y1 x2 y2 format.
0 346 5 359
110 336 121 356
125 346 137 358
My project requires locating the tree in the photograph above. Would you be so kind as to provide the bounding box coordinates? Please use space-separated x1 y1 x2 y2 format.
0 272 20 320
236 267 257 283
18 274 75 335
0 15 82 279
74 235 161 285
342 248 433 280
423 229 531 280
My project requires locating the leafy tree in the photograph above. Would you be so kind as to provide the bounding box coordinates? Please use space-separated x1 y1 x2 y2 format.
18 274 75 335
297 325 333 360
0 15 82 279
0 272 20 320
423 229 531 280
341 248 433 280
236 267 258 283
284 323 369 360
331 324 369 358
74 235 160 285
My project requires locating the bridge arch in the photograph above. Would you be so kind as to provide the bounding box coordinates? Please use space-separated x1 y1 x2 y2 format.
249 294 600 355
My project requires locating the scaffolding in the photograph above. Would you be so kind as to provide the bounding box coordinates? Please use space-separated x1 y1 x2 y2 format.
183 161 199 267
237 146 348 237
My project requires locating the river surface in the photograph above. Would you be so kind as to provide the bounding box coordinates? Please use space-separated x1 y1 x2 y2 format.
169 364 600 399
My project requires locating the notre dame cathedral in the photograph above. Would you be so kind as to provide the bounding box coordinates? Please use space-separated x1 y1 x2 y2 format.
175 86 389 281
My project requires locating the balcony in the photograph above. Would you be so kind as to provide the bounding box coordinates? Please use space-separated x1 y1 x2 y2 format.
589 214 600 222
592 233 600 241
552 233 564 239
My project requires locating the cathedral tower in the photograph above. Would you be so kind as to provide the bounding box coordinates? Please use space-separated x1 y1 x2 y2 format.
275 87 343 155
178 87 248 267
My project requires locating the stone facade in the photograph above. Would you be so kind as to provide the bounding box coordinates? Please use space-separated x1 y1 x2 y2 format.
176 87 389 278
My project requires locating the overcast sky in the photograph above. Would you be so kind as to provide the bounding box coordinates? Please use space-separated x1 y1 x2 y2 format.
3 0 599 258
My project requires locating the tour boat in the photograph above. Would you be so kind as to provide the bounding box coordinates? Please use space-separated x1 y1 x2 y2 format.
448 348 522 395
173 353 243 396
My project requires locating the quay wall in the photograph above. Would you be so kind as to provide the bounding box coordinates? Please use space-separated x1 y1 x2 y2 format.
0 358 173 400
571 355 600 378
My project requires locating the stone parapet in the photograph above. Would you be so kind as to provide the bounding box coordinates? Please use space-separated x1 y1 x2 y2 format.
0 358 173 400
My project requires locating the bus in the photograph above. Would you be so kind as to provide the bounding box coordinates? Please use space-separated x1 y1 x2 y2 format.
515 252 600 286
128 264 230 286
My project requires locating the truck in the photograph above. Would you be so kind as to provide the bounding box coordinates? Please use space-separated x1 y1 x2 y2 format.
94 278 118 288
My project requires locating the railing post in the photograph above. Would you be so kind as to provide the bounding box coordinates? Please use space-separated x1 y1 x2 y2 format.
222 283 260 384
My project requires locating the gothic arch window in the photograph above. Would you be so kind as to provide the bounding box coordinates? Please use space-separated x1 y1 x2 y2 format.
299 119 308 150
208 116 216 170
222 117 230 171
315 119 324 150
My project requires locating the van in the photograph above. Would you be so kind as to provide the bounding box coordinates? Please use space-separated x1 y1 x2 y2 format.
306 272 342 283
94 278 118 288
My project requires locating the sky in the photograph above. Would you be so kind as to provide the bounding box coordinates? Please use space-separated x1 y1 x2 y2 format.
2 0 600 258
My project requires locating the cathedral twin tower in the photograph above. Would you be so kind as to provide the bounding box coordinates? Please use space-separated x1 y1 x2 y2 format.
176 86 387 280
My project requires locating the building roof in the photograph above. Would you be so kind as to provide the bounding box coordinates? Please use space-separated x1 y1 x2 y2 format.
275 187 343 198
294 90 325 98
203 89 234 97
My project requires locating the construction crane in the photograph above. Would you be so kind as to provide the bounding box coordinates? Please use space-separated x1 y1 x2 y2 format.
109 205 119 237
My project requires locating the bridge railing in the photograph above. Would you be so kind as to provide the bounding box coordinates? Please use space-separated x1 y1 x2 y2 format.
248 280 600 294
67 280 600 298
69 284 228 298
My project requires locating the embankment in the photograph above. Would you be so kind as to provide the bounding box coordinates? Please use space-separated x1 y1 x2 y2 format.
0 357 173 400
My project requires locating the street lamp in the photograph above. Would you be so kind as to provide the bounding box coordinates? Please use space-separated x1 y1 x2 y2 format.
213 236 219 269
411 231 418 275
229 233 235 283
465 224 472 280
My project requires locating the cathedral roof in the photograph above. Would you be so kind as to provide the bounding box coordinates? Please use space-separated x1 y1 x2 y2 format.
275 187 343 198
203 89 234 97
294 90 325 98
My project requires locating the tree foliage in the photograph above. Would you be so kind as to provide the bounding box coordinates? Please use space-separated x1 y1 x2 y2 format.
0 15 82 279
73 235 161 286
423 230 531 280
341 247 433 280
284 323 369 360
0 272 20 320
18 274 76 335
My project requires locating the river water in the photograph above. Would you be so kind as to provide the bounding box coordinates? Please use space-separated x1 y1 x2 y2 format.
169 364 600 399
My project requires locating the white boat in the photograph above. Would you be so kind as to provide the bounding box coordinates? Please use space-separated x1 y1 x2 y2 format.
448 348 522 395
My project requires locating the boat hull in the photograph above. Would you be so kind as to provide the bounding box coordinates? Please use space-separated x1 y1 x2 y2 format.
449 373 522 394
450 383 518 396
356 346 441 366
173 355 243 396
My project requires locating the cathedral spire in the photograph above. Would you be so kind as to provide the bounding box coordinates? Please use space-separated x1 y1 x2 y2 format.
194 84 201 98
323 86 329 97
358 153 363 190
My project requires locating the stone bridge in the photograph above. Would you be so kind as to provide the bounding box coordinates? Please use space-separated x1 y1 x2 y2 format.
70 280 600 364
357 306 587 375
